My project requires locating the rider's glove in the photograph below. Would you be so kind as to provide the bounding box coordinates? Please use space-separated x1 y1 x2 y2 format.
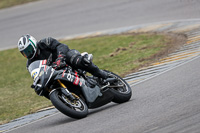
53 54 66 70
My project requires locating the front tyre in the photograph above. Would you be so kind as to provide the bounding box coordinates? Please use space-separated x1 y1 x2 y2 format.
105 71 132 103
50 90 88 119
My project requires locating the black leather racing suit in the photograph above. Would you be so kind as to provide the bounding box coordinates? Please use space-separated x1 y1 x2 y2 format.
27 37 107 79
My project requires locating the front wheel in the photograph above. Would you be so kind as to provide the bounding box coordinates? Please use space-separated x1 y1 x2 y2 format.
105 71 132 103
50 90 88 119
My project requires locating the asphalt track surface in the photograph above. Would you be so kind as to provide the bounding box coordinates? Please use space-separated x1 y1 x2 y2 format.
2 0 200 133
7 56 200 133
1 0 200 50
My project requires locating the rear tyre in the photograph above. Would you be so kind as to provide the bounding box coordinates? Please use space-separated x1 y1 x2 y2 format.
105 71 132 103
50 90 88 119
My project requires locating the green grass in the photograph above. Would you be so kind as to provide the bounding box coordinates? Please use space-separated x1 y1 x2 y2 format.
64 33 171 76
0 0 38 9
0 48 52 124
0 33 176 124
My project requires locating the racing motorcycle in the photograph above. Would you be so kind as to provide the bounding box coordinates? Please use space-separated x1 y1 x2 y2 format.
28 54 132 119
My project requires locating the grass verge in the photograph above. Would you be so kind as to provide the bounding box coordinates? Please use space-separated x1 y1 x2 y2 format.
0 33 186 124
0 0 38 9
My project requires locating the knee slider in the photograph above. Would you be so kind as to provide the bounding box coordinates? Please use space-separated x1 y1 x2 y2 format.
66 49 81 64
81 57 91 66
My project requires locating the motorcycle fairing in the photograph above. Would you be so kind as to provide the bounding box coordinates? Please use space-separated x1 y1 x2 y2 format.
55 70 102 103
55 70 84 87
81 84 102 103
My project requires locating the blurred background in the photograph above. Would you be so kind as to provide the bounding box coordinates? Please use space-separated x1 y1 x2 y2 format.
1 0 200 50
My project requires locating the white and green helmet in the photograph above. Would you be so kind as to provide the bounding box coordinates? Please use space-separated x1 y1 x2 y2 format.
18 34 37 59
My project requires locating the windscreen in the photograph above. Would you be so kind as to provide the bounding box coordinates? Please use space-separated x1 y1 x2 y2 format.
28 60 41 80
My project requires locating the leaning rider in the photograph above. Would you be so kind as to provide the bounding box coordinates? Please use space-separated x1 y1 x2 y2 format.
17 34 108 93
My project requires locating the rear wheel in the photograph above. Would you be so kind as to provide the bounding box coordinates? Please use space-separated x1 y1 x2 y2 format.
105 71 132 103
50 90 88 119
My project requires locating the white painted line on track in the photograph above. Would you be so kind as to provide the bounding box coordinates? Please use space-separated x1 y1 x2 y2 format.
3 112 60 133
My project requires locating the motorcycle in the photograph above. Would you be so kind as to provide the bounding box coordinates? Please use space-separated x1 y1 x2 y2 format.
28 54 132 119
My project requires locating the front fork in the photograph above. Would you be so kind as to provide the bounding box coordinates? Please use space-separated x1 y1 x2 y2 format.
57 80 79 100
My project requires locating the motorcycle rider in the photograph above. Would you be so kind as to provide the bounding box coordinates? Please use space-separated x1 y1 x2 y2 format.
17 34 108 94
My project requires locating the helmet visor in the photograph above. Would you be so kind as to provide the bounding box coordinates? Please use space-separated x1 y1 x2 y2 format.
20 44 35 59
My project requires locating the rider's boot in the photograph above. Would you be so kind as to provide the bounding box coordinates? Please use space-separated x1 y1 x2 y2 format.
87 63 109 79
71 52 109 79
